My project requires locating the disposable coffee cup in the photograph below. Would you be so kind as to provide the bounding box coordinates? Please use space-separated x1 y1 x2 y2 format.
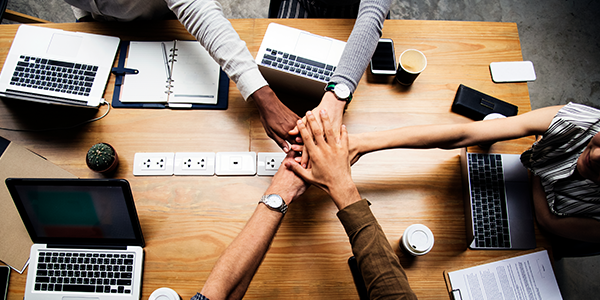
149 287 181 300
400 224 434 256
395 49 427 85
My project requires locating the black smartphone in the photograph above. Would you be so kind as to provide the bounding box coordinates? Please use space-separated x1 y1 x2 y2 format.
348 256 369 300
0 265 9 300
370 38 397 75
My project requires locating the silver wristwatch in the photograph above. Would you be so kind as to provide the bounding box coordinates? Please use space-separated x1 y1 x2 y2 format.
259 194 288 214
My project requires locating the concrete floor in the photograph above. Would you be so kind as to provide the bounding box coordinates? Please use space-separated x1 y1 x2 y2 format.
3 0 600 299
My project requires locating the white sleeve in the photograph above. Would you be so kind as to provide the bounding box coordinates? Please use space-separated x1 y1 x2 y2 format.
165 0 268 100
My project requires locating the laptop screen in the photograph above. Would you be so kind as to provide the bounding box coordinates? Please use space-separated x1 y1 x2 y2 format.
6 178 144 247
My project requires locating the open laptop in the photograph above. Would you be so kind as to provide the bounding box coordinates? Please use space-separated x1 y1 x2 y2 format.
255 23 346 99
0 25 120 108
460 149 536 250
5 178 144 300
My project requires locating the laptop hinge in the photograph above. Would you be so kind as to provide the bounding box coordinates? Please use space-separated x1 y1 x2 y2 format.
46 244 128 250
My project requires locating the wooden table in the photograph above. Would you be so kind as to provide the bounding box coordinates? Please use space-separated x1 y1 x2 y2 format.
0 19 548 300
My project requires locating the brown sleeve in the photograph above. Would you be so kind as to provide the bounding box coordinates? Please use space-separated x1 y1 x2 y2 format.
337 199 417 300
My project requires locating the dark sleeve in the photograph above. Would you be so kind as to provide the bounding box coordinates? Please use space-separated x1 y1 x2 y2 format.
191 293 210 300
337 199 417 300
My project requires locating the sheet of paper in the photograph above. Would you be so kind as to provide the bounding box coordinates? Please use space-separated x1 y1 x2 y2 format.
168 41 219 105
447 250 562 300
120 41 171 103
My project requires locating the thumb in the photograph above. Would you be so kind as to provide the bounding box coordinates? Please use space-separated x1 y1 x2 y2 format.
285 160 312 182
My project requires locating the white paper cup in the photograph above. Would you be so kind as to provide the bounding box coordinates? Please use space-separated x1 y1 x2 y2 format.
149 287 181 300
400 224 434 256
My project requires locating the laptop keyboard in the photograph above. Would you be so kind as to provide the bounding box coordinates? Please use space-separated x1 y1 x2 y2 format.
468 153 511 248
34 250 136 294
10 55 97 96
260 48 335 82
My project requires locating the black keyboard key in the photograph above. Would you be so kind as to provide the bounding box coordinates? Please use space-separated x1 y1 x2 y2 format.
62 284 96 293
296 57 325 69
48 60 75 68
117 279 132 286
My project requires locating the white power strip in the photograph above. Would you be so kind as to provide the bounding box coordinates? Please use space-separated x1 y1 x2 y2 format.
133 152 286 176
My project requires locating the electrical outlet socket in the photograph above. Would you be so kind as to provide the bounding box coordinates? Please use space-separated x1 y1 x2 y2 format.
215 152 256 176
174 152 215 176
133 152 175 176
257 152 286 176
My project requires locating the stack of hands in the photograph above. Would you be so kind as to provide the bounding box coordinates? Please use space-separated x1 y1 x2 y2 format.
275 108 362 211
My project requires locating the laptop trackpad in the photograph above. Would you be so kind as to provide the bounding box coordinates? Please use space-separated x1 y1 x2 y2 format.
295 32 331 63
63 297 99 300
47 33 83 58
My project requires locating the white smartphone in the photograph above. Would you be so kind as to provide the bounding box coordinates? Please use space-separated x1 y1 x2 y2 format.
370 38 397 75
489 61 536 83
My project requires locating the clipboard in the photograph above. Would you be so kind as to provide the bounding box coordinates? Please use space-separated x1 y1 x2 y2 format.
443 248 561 300
111 41 229 110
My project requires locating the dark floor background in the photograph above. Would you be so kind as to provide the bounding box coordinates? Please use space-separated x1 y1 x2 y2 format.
3 0 600 299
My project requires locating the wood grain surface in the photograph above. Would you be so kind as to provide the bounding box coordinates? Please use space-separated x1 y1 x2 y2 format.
0 19 548 300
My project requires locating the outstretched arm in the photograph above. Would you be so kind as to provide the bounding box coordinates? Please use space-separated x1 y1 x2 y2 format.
348 105 563 164
289 0 392 165
200 152 308 300
166 0 300 150
287 110 416 299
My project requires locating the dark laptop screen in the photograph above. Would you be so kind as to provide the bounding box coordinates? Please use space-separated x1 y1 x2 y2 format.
6 178 144 247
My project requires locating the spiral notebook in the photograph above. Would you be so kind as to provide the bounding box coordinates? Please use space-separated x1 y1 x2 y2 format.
112 40 228 109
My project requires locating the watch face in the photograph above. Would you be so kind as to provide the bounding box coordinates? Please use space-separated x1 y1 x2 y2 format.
334 83 350 99
265 194 283 207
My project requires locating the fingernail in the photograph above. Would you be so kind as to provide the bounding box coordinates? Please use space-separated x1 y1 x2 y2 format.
306 111 312 116
320 109 327 115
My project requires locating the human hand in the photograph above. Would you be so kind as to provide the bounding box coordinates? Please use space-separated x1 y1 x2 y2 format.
290 132 363 166
288 92 346 167
251 86 301 152
265 150 309 205
285 110 360 210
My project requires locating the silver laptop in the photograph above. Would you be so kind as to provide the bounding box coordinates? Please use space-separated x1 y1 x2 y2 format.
255 23 346 98
460 149 536 250
5 178 144 300
0 25 120 108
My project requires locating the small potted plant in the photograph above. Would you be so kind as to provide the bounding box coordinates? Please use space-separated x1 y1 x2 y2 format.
86 142 119 173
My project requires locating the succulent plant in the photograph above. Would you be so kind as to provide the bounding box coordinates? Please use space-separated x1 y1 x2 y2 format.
86 143 118 173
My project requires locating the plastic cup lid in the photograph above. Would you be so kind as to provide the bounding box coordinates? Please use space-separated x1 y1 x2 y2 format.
149 287 181 300
403 224 434 254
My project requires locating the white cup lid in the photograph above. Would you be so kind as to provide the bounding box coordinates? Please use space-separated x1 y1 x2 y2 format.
402 224 434 254
149 287 181 300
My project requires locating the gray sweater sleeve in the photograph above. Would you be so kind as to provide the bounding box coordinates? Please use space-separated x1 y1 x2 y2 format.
166 0 268 100
329 0 391 93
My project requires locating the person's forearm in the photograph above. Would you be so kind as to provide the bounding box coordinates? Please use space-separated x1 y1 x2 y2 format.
353 123 474 155
353 105 563 158
338 200 416 300
166 0 267 99
200 204 284 300
329 0 390 92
